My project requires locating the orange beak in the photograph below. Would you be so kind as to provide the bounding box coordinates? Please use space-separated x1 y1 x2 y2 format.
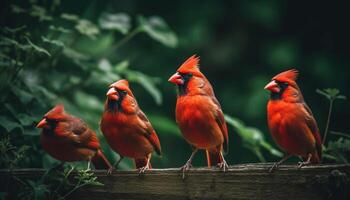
107 87 119 101
264 80 280 93
36 118 47 128
168 73 184 85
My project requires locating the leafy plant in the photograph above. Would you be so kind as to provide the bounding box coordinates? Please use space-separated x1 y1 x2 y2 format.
0 136 30 169
317 88 349 163
16 165 103 200
316 88 347 145
224 115 283 162
0 0 178 170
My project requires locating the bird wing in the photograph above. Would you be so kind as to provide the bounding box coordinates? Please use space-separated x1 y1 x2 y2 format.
300 103 322 159
212 97 229 153
56 118 100 150
136 110 162 155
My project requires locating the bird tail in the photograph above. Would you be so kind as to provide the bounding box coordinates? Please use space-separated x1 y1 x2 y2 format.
134 158 152 169
92 149 112 170
206 150 223 167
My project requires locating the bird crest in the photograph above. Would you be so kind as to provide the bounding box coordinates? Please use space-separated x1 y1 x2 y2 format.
273 69 299 82
51 104 65 114
45 103 65 119
110 79 130 90
177 55 200 73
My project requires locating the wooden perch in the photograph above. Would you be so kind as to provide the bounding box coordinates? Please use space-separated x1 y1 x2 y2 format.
1 163 349 200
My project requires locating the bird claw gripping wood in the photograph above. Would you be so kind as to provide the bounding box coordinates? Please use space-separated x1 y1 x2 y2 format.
138 165 150 174
180 161 192 179
107 167 114 175
217 160 229 172
269 162 279 173
297 160 311 169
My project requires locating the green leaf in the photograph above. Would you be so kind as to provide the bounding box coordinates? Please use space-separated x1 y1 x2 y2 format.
148 114 181 137
95 59 121 83
11 85 35 104
114 60 129 72
99 13 131 34
63 48 90 61
75 19 100 39
25 36 51 56
0 116 23 133
138 15 178 48
16 113 36 126
0 36 30 50
127 71 162 105
49 25 71 33
30 5 52 21
316 89 330 100
3 26 26 33
323 137 350 163
316 88 347 101
11 5 26 14
41 36 65 47
98 58 113 72
225 114 283 159
336 95 347 100
74 91 103 112
61 13 79 21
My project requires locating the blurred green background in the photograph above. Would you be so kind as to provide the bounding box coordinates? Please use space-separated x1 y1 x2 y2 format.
1 0 349 170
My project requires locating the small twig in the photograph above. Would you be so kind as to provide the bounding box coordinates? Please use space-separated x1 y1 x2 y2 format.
330 131 350 139
322 99 334 145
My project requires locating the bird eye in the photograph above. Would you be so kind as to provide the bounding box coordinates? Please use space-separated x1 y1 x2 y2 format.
121 90 127 95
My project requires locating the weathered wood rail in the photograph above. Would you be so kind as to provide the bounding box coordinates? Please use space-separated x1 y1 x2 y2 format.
1 163 349 200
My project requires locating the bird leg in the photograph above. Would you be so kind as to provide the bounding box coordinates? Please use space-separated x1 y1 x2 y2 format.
139 154 151 174
180 148 198 179
217 151 229 172
87 159 91 170
269 154 292 173
106 156 124 175
297 153 312 169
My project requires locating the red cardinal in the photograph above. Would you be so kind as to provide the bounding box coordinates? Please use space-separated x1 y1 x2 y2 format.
168 55 229 177
264 69 322 172
100 79 161 173
37 104 112 172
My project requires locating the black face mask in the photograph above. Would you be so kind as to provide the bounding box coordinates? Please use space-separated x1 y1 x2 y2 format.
107 89 127 112
270 81 288 100
178 73 193 96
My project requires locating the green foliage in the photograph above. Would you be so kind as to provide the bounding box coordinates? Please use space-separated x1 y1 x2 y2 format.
16 165 103 200
224 115 283 162
138 15 178 48
316 88 347 101
316 88 347 145
317 88 348 163
99 13 131 34
0 0 178 171
0 137 30 169
323 137 350 163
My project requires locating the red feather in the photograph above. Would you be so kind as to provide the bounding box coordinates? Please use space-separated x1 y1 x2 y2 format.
171 55 229 167
37 104 112 170
100 80 161 170
266 70 322 163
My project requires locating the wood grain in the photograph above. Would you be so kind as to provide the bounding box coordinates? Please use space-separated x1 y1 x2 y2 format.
1 163 349 200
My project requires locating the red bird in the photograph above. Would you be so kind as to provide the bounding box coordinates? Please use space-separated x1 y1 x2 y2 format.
168 55 229 177
37 104 112 172
264 69 322 172
100 79 161 173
